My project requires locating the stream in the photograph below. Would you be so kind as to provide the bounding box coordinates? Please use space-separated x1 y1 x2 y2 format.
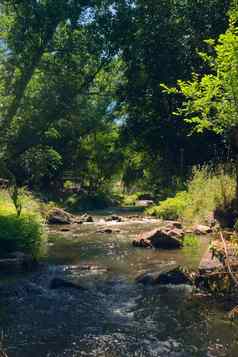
1 211 238 356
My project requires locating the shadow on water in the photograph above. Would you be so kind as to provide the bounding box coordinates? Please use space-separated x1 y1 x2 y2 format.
1 212 238 356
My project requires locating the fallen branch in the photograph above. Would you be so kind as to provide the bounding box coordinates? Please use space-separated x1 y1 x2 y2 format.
220 231 238 288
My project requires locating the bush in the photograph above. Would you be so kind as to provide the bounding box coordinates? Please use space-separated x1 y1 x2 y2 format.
0 189 46 258
146 191 190 220
122 192 143 206
0 213 45 258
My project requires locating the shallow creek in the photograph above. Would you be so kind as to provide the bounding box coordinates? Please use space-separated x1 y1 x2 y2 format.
1 211 238 356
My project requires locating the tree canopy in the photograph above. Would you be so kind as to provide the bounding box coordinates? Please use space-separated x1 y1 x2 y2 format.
0 0 236 202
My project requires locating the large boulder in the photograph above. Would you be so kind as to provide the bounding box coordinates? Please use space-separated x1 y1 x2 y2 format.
136 266 192 286
47 208 75 225
133 227 184 249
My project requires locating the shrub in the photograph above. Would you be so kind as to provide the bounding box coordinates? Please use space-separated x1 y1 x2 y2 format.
0 213 45 258
146 191 190 220
0 189 46 258
122 192 142 206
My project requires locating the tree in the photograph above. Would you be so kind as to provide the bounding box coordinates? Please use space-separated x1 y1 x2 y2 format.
116 0 230 195
164 6 238 198
0 0 127 191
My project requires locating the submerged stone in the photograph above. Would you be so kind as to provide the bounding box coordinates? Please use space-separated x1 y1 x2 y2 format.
50 277 86 290
96 228 121 234
105 215 124 222
81 214 94 223
136 266 192 286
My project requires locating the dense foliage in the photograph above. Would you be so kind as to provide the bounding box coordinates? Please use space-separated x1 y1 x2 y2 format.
117 0 230 195
0 0 237 210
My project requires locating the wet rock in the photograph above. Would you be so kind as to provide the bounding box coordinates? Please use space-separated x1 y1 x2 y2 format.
50 277 85 290
193 224 212 235
81 214 94 223
66 264 109 273
0 252 37 273
60 228 71 232
47 208 74 225
133 227 184 249
96 228 121 234
128 214 141 220
165 221 183 229
105 215 124 222
136 266 192 286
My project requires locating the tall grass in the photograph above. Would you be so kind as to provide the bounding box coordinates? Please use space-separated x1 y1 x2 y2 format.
0 189 46 258
146 165 236 225
182 166 236 224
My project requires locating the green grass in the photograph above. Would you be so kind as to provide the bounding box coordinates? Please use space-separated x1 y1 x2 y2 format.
146 165 236 225
183 234 199 247
182 166 235 225
0 189 46 258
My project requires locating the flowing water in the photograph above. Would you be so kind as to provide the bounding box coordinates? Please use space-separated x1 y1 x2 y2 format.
1 212 238 357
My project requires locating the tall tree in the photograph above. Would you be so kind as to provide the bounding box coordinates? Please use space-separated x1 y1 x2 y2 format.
116 0 230 194
0 0 126 189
